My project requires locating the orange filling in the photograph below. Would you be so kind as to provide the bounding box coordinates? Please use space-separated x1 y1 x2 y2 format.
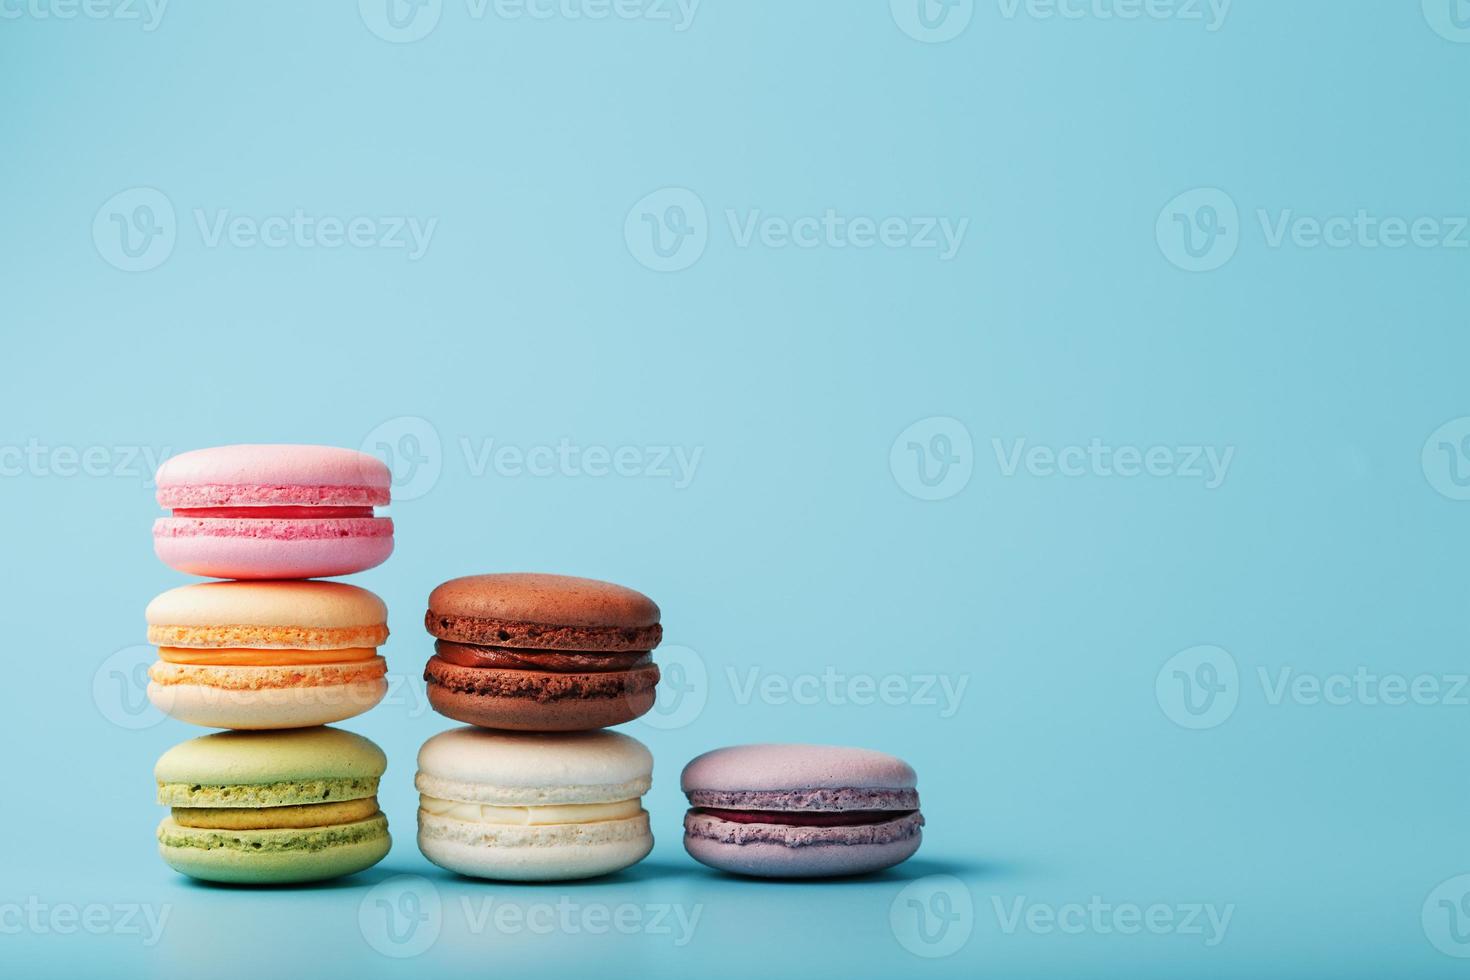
157 646 379 666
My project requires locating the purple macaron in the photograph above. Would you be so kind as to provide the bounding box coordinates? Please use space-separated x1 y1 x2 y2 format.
680 744 923 878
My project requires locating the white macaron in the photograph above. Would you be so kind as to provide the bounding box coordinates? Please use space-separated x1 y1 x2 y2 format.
415 727 654 881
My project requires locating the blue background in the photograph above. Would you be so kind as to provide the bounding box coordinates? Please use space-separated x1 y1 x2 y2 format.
2 1 1467 976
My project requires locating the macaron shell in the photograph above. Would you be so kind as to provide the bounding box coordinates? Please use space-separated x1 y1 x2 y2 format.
425 679 655 732
680 743 918 795
147 580 387 631
154 519 392 580
158 815 390 884
415 726 653 799
427 573 660 631
154 444 391 502
149 676 388 730
683 831 921 879
418 811 652 881
155 726 388 786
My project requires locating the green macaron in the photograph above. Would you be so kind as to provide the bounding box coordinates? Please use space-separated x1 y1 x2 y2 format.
154 726 391 884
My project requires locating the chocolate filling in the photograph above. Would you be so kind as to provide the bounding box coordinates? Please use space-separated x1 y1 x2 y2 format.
434 640 652 674
693 807 919 828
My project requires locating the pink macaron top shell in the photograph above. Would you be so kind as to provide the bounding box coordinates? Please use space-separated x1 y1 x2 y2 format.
681 744 918 796
155 445 391 508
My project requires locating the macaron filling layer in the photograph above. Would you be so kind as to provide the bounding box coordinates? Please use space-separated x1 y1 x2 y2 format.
424 656 659 702
158 647 379 666
434 640 652 673
149 657 387 689
419 796 643 826
172 796 381 830
148 622 390 650
154 516 393 541
170 506 377 519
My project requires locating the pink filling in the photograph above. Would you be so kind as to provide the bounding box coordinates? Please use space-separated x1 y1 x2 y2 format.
171 506 375 519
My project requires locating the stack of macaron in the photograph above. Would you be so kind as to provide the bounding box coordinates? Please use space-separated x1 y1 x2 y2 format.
145 445 395 884
413 573 663 880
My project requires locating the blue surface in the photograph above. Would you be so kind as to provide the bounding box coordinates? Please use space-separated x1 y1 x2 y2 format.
2 2 1467 976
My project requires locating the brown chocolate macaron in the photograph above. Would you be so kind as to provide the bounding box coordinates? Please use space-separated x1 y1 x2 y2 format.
423 573 662 731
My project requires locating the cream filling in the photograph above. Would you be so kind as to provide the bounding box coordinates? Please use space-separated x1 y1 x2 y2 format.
419 795 641 826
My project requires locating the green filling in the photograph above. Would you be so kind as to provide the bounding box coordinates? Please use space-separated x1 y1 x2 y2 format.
157 777 379 808
159 815 388 853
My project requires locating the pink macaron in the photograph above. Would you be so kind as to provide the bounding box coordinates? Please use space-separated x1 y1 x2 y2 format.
153 444 393 580
681 744 924 878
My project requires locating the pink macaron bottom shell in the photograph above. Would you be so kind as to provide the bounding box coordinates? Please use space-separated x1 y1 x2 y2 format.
157 483 390 509
682 821 922 878
153 518 393 579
